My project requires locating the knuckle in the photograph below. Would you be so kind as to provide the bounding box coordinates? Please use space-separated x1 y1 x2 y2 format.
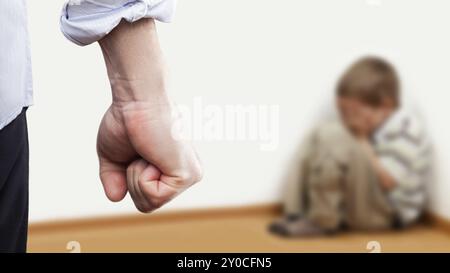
178 166 203 186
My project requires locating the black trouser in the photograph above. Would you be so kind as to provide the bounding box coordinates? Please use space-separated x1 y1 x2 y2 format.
0 108 29 253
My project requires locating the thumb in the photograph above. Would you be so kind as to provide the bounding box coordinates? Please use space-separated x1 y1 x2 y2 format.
99 156 128 202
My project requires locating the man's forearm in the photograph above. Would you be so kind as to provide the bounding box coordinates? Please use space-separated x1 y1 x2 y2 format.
63 2 203 210
99 19 168 104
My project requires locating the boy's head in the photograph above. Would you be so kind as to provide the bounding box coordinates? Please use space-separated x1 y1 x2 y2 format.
336 56 401 137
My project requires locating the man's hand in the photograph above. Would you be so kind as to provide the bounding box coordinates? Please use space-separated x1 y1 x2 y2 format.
96 19 202 212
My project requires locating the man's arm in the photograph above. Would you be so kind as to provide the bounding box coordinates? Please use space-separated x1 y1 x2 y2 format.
99 19 167 103
61 0 177 46
60 1 202 212
96 19 202 211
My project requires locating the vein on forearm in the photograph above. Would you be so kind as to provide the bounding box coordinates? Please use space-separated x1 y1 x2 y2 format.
99 18 168 102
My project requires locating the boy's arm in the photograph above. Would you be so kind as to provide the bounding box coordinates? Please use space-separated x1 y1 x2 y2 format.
358 139 397 191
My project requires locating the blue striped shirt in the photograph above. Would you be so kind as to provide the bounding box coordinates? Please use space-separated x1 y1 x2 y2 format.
0 0 33 130
0 0 176 130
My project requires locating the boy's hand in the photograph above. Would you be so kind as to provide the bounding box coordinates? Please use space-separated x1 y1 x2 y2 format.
338 98 387 139
338 98 372 138
358 138 397 191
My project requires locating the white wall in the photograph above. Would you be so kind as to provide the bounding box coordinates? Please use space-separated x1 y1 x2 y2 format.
28 0 450 221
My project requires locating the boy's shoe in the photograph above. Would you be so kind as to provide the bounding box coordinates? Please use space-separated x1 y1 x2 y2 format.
268 214 303 235
275 218 327 237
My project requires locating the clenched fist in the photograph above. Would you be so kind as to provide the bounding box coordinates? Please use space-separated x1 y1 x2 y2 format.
96 19 202 212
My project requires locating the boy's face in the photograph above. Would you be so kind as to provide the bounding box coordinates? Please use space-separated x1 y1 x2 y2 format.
337 97 393 138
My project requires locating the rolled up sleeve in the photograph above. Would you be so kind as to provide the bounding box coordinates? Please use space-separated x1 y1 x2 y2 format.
60 0 177 46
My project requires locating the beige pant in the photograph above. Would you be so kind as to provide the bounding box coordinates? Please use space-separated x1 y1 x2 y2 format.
283 120 394 231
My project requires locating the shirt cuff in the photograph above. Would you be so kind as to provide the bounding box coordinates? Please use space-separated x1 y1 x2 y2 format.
60 0 177 46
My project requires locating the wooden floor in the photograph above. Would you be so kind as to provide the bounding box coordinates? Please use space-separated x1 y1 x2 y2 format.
28 205 450 253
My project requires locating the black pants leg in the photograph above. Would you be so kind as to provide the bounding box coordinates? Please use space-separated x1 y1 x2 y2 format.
0 108 29 253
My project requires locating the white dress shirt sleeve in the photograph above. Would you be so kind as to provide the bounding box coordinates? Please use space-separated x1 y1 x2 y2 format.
60 0 177 46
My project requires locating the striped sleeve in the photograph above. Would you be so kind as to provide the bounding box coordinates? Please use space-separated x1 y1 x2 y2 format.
60 0 177 46
375 109 432 225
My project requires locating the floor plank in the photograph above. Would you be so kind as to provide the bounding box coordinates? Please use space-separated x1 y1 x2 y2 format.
28 212 450 253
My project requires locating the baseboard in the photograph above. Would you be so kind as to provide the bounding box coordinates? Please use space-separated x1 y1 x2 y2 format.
29 202 450 236
29 203 282 234
424 212 450 234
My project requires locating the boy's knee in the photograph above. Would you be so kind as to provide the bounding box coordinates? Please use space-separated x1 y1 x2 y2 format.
315 121 353 146
311 120 355 166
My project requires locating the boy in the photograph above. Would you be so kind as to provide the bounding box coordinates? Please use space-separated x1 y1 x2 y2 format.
270 56 431 236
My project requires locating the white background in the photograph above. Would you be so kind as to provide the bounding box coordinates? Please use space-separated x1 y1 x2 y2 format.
27 0 450 221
